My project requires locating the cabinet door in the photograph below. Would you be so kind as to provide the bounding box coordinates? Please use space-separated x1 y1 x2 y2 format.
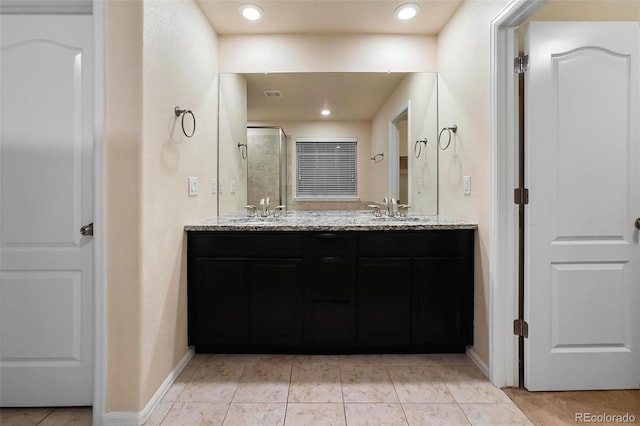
250 259 304 346
190 258 249 345
306 258 356 346
358 258 411 346
412 257 473 347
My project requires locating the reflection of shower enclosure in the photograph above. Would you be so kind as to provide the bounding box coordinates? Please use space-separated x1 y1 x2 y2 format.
246 127 287 208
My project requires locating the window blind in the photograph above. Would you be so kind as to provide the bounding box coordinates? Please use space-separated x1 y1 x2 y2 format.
296 138 357 198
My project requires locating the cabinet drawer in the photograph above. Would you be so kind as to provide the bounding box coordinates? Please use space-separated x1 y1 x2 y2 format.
358 230 473 257
189 231 304 257
308 232 357 257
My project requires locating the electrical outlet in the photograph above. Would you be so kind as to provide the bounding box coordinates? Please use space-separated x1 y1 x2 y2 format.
230 179 236 194
188 177 198 196
212 179 217 194
463 176 471 195
218 179 222 194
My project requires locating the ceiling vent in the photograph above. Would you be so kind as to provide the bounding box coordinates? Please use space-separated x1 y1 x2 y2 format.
263 90 282 98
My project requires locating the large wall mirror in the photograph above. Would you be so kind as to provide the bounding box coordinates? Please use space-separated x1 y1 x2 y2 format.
218 72 438 216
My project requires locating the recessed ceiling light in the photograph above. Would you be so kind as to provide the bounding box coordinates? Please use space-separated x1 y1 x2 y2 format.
394 3 420 21
239 4 263 21
321 109 331 116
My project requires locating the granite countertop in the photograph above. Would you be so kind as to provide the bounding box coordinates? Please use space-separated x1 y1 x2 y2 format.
184 210 478 232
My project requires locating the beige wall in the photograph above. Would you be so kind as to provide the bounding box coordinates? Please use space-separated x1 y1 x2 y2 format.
219 34 437 73
437 0 510 365
370 73 438 214
219 74 248 215
105 0 218 412
105 0 144 411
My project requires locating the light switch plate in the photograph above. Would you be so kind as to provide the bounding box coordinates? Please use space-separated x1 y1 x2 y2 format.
211 179 217 194
463 176 471 195
188 176 198 196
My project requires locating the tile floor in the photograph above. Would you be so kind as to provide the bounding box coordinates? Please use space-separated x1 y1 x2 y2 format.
146 353 532 425
0 353 534 426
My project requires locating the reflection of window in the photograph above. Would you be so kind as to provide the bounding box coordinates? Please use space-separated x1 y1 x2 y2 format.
296 137 357 198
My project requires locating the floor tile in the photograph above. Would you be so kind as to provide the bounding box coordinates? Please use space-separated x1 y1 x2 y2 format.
285 403 346 426
402 403 471 426
424 354 474 366
389 366 455 403
440 366 510 404
439 364 486 380
190 354 246 365
37 407 92 426
160 402 228 426
163 363 199 402
459 402 534 425
0 408 54 426
293 355 341 365
143 401 172 425
223 403 286 426
341 365 399 403
344 403 408 426
233 362 291 402
288 364 342 403
339 354 431 366
241 355 295 365
178 362 244 403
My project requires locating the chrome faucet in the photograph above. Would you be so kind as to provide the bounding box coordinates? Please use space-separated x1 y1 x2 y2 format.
383 197 397 217
259 197 271 217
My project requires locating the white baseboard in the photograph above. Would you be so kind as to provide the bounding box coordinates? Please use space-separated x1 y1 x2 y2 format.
467 346 490 378
101 411 139 426
101 347 194 426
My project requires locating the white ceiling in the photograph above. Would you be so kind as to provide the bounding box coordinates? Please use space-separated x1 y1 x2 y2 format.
244 72 410 121
197 0 463 35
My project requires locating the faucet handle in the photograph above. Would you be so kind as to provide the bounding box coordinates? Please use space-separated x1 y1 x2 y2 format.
368 204 382 218
398 204 411 217
243 205 256 217
274 205 287 218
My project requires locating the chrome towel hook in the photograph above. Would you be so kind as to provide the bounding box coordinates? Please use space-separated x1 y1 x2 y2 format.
175 106 196 138
414 138 428 158
438 124 457 150
370 153 384 163
238 143 247 159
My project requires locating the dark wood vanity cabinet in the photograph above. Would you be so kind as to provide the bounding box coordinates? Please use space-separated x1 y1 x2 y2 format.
187 229 474 353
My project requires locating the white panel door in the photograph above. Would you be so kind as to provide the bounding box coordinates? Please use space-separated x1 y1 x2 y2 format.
0 15 94 406
525 22 640 390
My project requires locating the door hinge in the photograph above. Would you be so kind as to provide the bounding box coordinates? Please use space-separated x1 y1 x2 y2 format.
514 188 529 205
513 319 529 338
80 222 94 236
514 55 529 74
